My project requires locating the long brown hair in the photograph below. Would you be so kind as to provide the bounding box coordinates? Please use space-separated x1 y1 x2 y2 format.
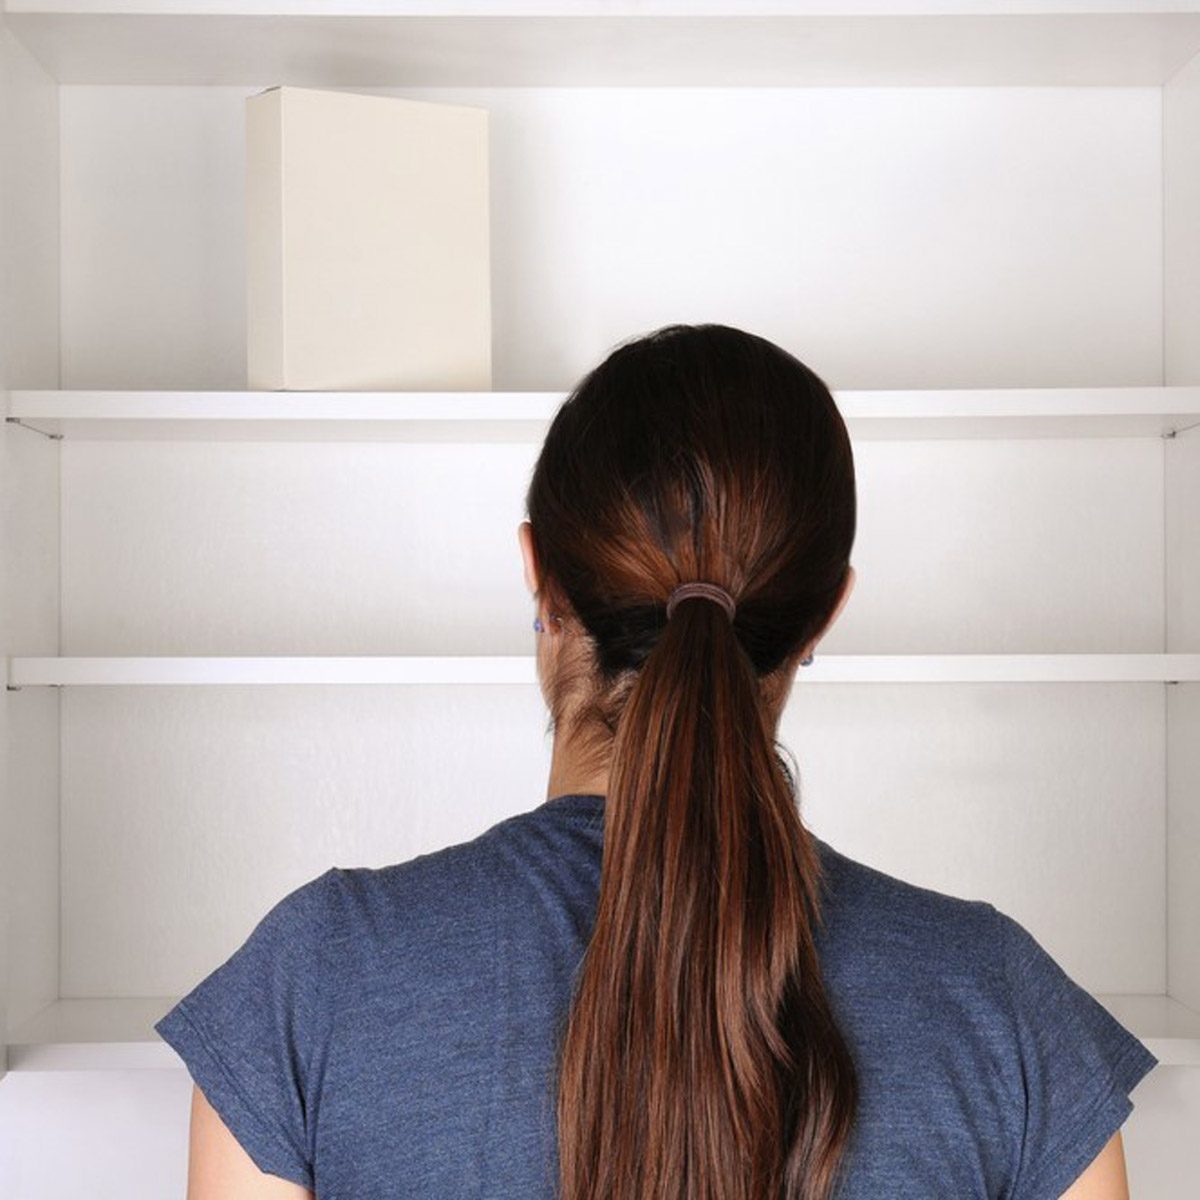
524 323 858 1200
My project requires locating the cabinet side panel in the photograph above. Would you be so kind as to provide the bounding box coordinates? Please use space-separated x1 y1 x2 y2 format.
1165 51 1200 383
1167 683 1200 1011
1166 430 1200 653
1166 429 1200 1010
0 27 61 1080
245 87 283 391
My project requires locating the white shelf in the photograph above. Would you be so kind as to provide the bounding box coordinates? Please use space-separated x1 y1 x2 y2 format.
8 989 1197 1071
6 998 178 1071
8 387 1200 442
6 3 1200 86
11 1 1196 10
1097 994 1200 1067
7 654 1200 687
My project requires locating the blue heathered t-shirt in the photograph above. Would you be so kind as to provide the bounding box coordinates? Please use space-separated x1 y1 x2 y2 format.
154 792 1158 1198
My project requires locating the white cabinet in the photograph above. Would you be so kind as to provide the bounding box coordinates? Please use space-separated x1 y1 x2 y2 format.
1 3 1198 1195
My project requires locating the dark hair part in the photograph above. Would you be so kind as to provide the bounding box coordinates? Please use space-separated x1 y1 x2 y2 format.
525 323 859 1200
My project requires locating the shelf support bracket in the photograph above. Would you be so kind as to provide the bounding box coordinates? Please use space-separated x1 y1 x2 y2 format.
5 416 61 440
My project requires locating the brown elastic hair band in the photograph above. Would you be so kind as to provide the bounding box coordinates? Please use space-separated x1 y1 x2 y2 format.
665 581 736 622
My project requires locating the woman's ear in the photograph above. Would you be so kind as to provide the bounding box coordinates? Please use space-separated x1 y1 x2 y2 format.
829 563 855 629
518 521 541 596
799 563 856 660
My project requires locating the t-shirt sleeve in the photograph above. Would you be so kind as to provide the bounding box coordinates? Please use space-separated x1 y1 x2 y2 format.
992 905 1159 1200
153 867 338 1190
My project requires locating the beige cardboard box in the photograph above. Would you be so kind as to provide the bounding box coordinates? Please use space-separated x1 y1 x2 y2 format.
246 86 491 391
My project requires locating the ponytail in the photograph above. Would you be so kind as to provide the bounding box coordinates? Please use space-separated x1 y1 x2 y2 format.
528 322 860 1200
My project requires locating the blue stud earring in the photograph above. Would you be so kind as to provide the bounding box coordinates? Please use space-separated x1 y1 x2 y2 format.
801 653 814 666
533 616 544 633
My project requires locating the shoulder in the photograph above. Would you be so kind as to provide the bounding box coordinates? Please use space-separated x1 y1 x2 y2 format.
812 834 1001 986
259 864 342 930
321 800 597 920
321 828 495 948
810 838 1158 1199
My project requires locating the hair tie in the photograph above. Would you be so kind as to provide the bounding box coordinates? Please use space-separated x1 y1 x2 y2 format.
665 581 736 622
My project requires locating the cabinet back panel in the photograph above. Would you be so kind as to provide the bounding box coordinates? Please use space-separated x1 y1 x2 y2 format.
59 681 1164 997
58 84 1162 391
60 436 1167 655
